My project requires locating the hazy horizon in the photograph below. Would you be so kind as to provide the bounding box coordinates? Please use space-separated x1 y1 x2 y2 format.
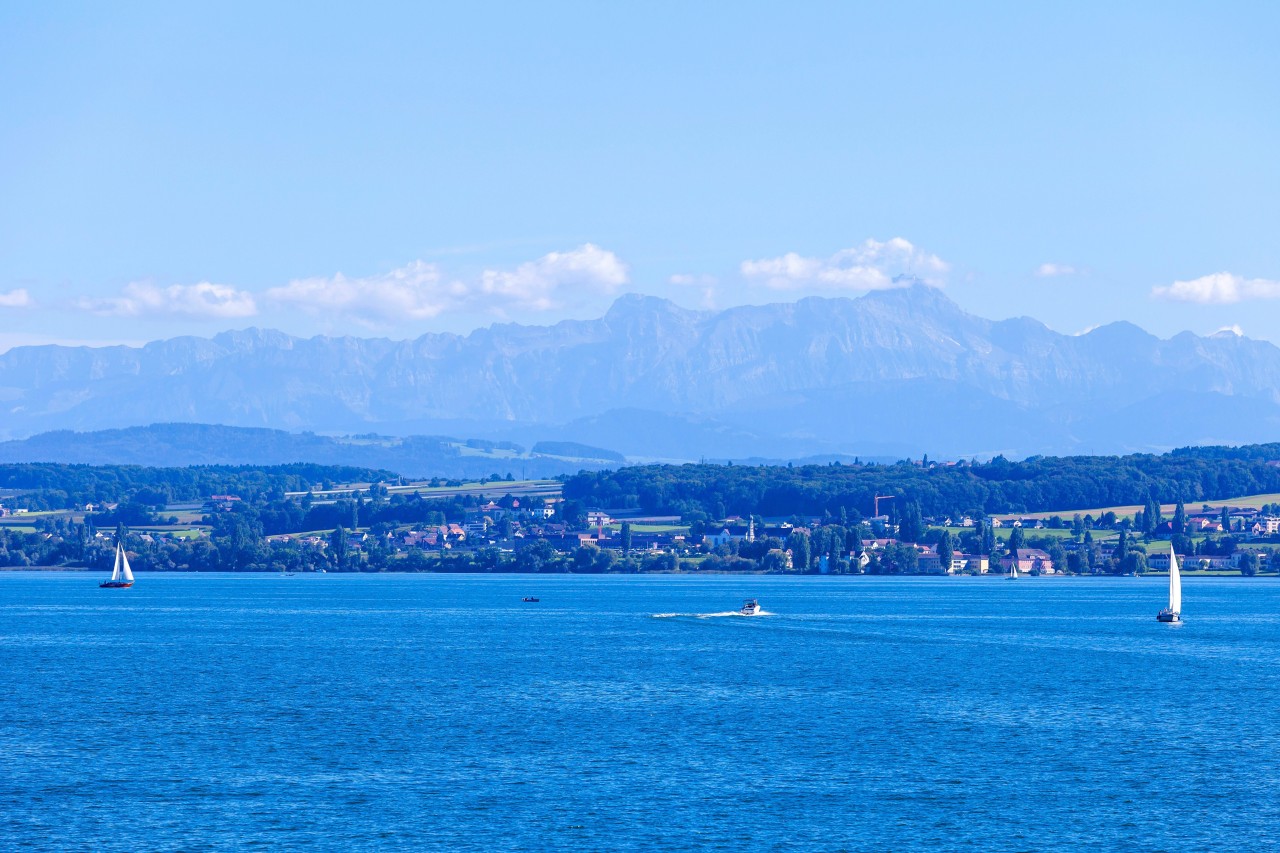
0 284 1261 355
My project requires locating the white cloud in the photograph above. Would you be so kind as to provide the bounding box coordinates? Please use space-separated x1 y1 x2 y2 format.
669 273 719 309
78 282 257 318
267 244 628 323
1035 263 1078 277
266 260 457 322
1214 324 1245 337
479 244 627 311
740 237 949 291
1151 271 1280 304
0 288 34 308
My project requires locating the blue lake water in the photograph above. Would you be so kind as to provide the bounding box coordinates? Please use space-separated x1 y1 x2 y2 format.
3 572 1279 851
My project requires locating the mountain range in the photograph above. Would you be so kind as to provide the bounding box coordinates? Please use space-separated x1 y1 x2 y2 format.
4 283 1280 462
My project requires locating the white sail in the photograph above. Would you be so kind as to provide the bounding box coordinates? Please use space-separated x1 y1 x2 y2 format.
110 544 123 581
120 547 134 582
1168 544 1181 613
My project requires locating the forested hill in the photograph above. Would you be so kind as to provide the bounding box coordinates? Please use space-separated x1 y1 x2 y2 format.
562 445 1280 519
0 463 397 508
0 423 621 478
5 443 1280 520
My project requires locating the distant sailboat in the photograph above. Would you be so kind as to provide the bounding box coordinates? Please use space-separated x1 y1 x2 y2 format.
1157 544 1181 623
1007 558 1019 579
100 542 135 589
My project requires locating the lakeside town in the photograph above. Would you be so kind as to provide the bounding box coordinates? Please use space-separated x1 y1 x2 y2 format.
3 474 1279 576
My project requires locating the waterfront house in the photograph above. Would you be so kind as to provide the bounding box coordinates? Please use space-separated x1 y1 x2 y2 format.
704 524 752 548
1002 548 1055 575
915 544 943 574
951 554 989 574
1144 550 1239 571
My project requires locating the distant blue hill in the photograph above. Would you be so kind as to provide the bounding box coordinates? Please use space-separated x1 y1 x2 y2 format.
0 423 621 478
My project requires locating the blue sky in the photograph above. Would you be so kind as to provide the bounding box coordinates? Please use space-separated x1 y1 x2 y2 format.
2 1 1278 348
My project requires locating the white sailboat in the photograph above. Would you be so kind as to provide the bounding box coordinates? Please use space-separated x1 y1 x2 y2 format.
1007 559 1019 579
100 542 135 589
1157 543 1181 622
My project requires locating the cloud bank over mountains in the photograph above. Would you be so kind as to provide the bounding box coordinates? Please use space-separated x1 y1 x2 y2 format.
740 238 949 292
1151 271 1280 304
265 243 630 324
14 238 951 328
78 282 258 318
4 237 1276 348
66 244 631 326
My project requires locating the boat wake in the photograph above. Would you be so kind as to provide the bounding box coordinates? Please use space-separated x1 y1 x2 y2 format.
652 610 773 619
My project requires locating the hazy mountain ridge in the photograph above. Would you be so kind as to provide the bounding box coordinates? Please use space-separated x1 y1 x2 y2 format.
0 423 621 478
4 284 1280 458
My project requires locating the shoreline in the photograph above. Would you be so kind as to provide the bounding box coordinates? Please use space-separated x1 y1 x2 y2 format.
3 566 1276 578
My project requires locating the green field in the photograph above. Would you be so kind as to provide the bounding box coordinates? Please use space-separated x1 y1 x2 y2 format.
606 522 689 534
134 527 206 540
994 527 1081 541
293 479 561 500
995 492 1280 523
453 445 523 459
166 511 207 524
941 526 1105 541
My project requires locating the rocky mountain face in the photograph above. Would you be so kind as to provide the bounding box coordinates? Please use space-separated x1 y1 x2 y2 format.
4 283 1280 459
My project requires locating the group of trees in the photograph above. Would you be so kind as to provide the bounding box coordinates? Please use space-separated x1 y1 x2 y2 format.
562 444 1280 522
0 463 398 511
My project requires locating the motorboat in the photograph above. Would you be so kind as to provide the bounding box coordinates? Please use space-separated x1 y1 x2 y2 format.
739 598 760 616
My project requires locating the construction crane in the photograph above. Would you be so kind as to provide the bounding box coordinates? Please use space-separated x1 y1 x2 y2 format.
874 494 896 517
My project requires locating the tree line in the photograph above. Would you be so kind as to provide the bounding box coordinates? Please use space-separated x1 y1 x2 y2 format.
561 445 1280 521
0 462 398 511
